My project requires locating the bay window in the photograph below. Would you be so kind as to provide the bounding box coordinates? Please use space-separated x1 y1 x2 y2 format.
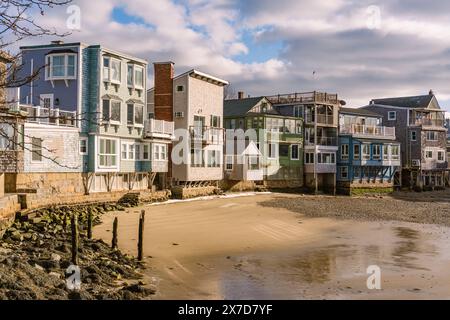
103 57 121 84
127 64 144 89
127 104 144 126
362 144 370 160
102 99 121 124
154 144 168 161
45 53 77 80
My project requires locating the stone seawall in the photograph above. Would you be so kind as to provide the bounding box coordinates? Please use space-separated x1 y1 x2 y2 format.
171 186 221 199
0 195 21 237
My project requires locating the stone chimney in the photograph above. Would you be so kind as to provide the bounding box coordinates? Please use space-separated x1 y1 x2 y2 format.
429 89 434 96
238 91 244 100
154 62 175 121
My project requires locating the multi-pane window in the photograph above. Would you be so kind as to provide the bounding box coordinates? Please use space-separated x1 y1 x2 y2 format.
383 145 389 160
225 155 233 171
143 144 150 160
121 143 128 160
128 144 135 160
191 148 203 167
411 131 417 141
79 138 88 155
425 150 433 159
391 145 400 160
99 139 117 167
340 166 348 179
318 153 335 164
31 137 42 162
426 131 438 141
135 144 141 160
388 111 397 121
373 145 381 160
362 144 370 160
154 144 168 161
438 151 445 162
305 152 314 164
341 144 349 160
207 150 221 168
211 115 221 128
127 64 144 89
45 54 77 80
127 104 144 126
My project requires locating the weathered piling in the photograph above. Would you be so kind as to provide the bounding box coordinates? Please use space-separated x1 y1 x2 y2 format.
138 210 145 261
71 213 79 265
112 217 118 250
87 210 93 240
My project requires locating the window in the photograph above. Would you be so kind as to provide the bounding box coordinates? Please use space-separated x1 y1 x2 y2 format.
388 111 397 121
98 139 117 167
362 144 370 160
291 144 300 160
134 66 144 89
103 57 121 84
411 131 417 141
176 85 184 92
143 144 150 160
102 100 121 123
340 166 348 179
127 104 144 126
207 150 221 168
154 144 168 161
31 137 42 162
191 148 203 167
211 115 221 128
135 144 141 160
279 144 289 157
383 145 389 160
426 131 438 141
354 144 360 160
175 112 184 118
148 112 155 120
425 150 433 159
341 144 349 160
127 64 134 87
121 143 128 160
373 145 381 160
79 138 88 155
268 143 277 159
40 94 54 109
305 152 314 164
128 144 135 160
438 151 445 162
391 145 400 160
225 155 233 171
318 153 335 164
45 53 77 80
293 106 302 118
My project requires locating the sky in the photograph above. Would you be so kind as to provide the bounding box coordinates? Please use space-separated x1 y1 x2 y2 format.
13 0 450 115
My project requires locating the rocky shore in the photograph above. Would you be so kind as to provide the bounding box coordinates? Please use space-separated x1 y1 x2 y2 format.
0 202 156 300
260 190 450 226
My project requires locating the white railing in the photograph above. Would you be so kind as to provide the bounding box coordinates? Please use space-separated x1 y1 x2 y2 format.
340 124 395 138
145 119 175 138
19 105 77 127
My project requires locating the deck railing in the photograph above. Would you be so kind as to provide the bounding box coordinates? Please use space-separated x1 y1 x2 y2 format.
340 124 395 138
144 119 174 137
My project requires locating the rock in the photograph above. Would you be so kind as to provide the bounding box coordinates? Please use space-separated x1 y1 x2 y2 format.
51 253 62 262
49 272 61 279
10 231 23 242
34 263 45 271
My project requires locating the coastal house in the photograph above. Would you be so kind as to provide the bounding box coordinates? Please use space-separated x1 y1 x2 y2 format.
7 41 174 197
363 91 448 189
147 62 228 196
223 95 303 189
337 107 401 195
267 92 341 194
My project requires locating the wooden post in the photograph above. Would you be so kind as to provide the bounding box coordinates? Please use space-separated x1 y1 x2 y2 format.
112 217 118 249
71 214 79 265
138 210 145 261
87 210 93 240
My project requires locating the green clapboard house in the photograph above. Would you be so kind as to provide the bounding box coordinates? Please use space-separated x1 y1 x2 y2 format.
224 96 304 189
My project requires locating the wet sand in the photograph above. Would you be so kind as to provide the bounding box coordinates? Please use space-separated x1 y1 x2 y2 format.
93 193 450 299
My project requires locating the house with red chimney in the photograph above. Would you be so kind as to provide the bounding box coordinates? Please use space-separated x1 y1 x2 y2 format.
147 62 228 196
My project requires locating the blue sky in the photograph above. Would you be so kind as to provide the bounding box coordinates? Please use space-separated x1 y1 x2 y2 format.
19 0 450 114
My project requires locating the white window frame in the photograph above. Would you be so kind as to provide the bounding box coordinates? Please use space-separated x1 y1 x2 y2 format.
40 94 54 109
305 152 314 164
142 143 151 161
391 145 400 160
437 150 445 162
362 144 370 160
225 155 234 171
341 144 349 161
121 143 128 160
388 111 397 121
127 103 144 127
291 144 300 160
102 99 121 125
79 138 88 155
353 144 360 160
340 166 349 179
425 150 433 159
103 56 121 84
98 138 118 168
426 131 438 141
153 143 168 161
45 53 77 81
268 143 277 159
373 144 381 160
31 137 43 163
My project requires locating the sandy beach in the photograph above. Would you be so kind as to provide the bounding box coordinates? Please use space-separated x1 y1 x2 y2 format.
93 192 450 299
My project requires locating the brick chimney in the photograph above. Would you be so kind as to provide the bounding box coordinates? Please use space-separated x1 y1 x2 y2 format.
154 62 174 121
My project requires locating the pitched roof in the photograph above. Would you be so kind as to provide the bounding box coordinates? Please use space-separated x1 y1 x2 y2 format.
224 97 267 117
340 107 381 118
371 94 437 109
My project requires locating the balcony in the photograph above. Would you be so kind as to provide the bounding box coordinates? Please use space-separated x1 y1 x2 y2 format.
340 124 396 139
306 137 337 147
189 126 224 145
266 91 339 105
409 118 445 128
19 105 77 127
305 113 336 126
144 119 175 140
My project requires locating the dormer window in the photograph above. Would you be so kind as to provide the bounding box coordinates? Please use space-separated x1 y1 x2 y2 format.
45 53 77 84
103 56 121 84
127 64 144 90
